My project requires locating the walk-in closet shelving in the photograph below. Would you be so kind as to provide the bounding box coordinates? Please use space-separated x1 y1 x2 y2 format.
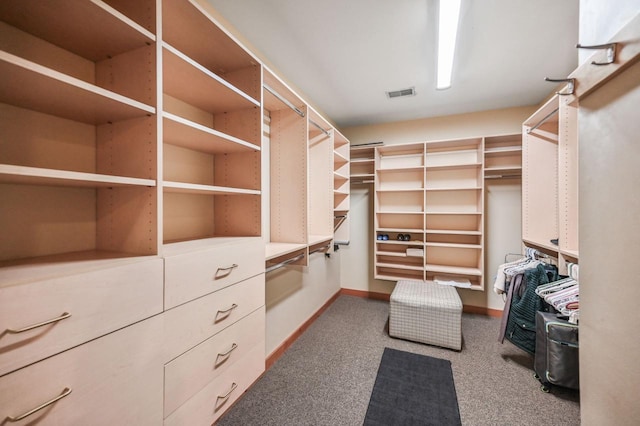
424 138 484 289
0 0 158 265
373 139 485 288
161 0 262 246
263 67 308 267
484 134 522 179
374 143 426 281
308 108 334 248
350 144 377 185
333 131 350 244
522 92 578 273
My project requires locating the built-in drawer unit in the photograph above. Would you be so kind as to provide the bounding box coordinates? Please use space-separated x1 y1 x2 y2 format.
163 237 264 309
0 314 164 425
164 273 265 362
0 257 163 376
163 339 265 426
164 306 265 417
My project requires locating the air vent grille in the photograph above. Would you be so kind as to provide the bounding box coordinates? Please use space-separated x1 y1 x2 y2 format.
386 87 416 98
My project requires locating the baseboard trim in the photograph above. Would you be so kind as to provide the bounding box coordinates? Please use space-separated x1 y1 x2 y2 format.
462 305 503 318
340 288 390 301
265 289 341 370
340 288 503 318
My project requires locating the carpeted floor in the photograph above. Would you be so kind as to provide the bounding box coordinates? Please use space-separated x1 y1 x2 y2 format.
216 295 580 425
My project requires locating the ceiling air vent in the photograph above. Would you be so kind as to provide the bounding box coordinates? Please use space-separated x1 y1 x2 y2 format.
386 87 416 99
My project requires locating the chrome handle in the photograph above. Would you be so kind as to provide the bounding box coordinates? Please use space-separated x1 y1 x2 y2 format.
7 387 72 422
215 264 238 279
216 382 237 402
7 312 71 334
216 304 238 316
217 343 238 360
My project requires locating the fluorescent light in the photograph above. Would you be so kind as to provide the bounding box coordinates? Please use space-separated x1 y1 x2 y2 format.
436 0 461 90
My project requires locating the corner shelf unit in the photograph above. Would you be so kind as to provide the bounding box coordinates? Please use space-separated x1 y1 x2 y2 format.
522 94 578 273
349 144 377 185
374 139 485 289
484 134 522 179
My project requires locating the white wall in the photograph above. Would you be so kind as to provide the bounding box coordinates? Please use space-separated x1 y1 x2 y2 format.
578 0 640 63
341 106 536 311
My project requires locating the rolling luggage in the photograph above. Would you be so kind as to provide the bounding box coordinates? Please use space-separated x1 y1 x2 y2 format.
534 311 579 392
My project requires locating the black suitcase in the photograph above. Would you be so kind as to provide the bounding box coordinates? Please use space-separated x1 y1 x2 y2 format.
534 311 579 392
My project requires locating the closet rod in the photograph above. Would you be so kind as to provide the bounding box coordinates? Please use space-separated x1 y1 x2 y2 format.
310 119 331 137
309 243 331 255
334 215 347 231
265 253 305 273
264 84 305 117
526 107 559 134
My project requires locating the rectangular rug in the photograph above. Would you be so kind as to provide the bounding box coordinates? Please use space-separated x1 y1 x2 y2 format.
363 348 462 425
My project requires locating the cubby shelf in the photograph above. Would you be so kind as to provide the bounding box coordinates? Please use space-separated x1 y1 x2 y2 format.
0 52 155 125
0 165 155 188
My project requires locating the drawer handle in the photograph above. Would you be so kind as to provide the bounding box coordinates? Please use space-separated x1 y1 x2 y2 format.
7 312 71 334
216 382 238 403
215 264 238 279
7 387 72 422
217 343 238 360
216 303 238 316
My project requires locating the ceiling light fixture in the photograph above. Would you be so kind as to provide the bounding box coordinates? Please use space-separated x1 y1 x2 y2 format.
436 0 461 90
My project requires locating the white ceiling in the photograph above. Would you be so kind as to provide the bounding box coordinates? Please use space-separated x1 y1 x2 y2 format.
206 0 580 128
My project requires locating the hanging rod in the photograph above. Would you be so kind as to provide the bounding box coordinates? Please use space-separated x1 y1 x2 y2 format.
526 107 559 134
544 77 575 96
263 84 305 118
265 253 305 273
309 243 332 255
352 141 384 147
310 119 331 137
576 42 616 66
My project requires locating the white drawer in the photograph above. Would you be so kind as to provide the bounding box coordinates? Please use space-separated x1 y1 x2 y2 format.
0 258 163 376
0 315 164 426
164 273 265 362
164 341 265 426
164 307 265 417
164 238 264 309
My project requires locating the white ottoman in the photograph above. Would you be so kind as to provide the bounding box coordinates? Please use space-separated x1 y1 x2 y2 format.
389 280 463 350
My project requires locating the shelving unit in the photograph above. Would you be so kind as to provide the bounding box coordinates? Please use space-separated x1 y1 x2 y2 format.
484 134 522 179
333 131 350 244
349 144 377 185
308 108 334 248
0 0 158 263
263 67 308 267
373 139 485 289
161 0 261 246
424 138 484 288
522 94 578 273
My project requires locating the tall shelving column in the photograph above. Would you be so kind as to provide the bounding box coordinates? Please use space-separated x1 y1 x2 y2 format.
161 0 262 248
307 108 334 252
333 130 350 245
263 67 308 267
374 143 426 281
424 138 484 289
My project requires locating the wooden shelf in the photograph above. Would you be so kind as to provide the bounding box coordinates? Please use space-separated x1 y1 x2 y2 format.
375 239 424 246
424 264 482 276
351 158 374 164
0 51 155 125
425 162 482 171
0 164 155 188
163 112 260 154
308 235 333 246
163 181 260 196
484 146 522 156
265 242 307 261
163 45 258 115
425 186 482 191
425 242 482 249
426 229 481 235
377 166 424 173
0 0 155 62
376 262 424 272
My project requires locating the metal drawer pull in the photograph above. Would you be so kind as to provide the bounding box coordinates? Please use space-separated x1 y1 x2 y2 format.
216 382 238 402
7 387 72 422
217 343 238 359
7 312 71 334
215 264 238 279
217 304 238 316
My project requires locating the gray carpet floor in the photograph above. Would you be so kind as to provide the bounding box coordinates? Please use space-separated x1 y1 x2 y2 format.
217 295 580 425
